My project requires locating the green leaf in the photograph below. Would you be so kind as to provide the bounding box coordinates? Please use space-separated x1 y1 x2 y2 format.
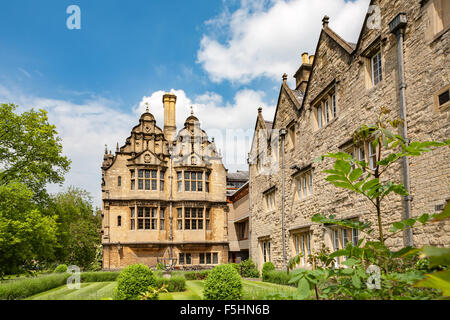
361 178 379 192
342 268 354 275
352 274 362 289
334 160 352 175
297 277 310 300
422 246 450 267
414 270 450 296
341 258 358 267
417 213 431 224
349 168 363 182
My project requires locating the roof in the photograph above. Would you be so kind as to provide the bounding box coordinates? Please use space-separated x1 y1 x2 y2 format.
226 170 249 181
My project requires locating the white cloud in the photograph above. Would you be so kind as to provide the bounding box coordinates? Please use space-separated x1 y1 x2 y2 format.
1 85 274 207
198 0 370 84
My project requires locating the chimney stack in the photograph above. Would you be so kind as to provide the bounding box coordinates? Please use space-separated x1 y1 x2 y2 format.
162 93 177 142
294 52 313 92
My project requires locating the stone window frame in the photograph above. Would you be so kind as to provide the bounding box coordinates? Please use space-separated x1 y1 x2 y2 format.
292 229 312 267
176 169 210 193
263 187 276 212
129 167 166 191
131 206 164 231
179 253 192 265
294 168 313 201
260 239 271 263
361 38 384 90
199 252 219 265
176 206 208 231
287 120 296 150
434 84 450 112
370 50 383 86
312 85 338 131
184 207 204 230
341 140 379 172
159 207 165 230
330 226 359 267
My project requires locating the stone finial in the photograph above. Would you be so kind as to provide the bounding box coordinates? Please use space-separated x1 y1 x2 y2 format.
145 102 149 113
116 142 119 152
190 106 194 116
282 73 288 82
322 15 329 27
105 144 108 154
258 107 262 114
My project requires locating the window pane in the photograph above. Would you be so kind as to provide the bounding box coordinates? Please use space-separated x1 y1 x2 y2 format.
138 208 143 217
191 172 196 180
206 253 211 264
192 219 197 230
185 219 190 230
198 172 203 180
145 208 150 217
178 220 182 230
131 207 135 217
185 209 190 218
145 180 150 190
184 172 189 179
177 208 182 218
179 253 184 264
185 181 190 191
131 219 135 230
186 253 191 264
198 182 203 191
145 170 150 178
200 253 205 264
138 170 144 178
191 181 197 191
138 219 143 229
178 181 182 192
198 220 203 229
138 179 143 190
152 180 157 190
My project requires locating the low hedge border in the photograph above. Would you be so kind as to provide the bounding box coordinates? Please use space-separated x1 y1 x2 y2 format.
262 270 295 286
155 276 186 292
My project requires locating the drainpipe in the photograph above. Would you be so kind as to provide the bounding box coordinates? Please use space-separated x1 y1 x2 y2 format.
247 153 252 264
279 128 288 270
389 13 413 247
169 144 174 264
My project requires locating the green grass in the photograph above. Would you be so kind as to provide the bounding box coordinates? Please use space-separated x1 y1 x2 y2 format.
24 279 298 300
26 282 116 300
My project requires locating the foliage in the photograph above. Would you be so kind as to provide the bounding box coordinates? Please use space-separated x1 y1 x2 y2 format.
184 270 210 280
316 107 449 244
156 262 166 271
230 263 240 274
0 181 58 277
239 258 260 278
44 188 102 270
53 264 68 273
155 276 186 292
203 264 243 300
0 103 71 203
140 285 168 300
261 262 275 281
114 264 156 300
80 271 120 282
0 273 69 300
263 270 293 286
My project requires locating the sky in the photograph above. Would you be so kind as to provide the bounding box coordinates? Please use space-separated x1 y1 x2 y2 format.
0 0 370 207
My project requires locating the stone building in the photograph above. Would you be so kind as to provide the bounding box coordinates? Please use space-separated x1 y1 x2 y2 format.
101 93 229 270
249 0 449 271
226 172 250 263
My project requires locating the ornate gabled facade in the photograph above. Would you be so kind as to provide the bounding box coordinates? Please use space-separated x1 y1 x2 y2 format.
101 93 228 270
249 0 449 271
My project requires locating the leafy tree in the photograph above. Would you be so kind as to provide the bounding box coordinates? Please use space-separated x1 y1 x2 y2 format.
0 181 58 277
45 187 102 269
0 104 71 203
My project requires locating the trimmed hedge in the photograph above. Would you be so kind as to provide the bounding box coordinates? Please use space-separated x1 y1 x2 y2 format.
155 276 186 292
0 273 69 300
262 262 275 281
203 264 243 300
184 270 210 280
263 270 293 286
80 271 120 282
114 264 157 300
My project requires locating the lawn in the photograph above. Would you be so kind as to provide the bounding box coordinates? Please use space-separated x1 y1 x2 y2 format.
26 279 297 300
26 282 116 300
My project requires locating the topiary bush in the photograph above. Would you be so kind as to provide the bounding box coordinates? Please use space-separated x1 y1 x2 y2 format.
239 259 260 278
203 264 243 300
155 276 186 292
184 271 196 280
230 263 240 274
262 262 276 281
53 264 68 273
114 264 157 300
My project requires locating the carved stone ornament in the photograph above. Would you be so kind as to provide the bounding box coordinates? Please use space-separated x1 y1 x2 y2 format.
144 154 151 163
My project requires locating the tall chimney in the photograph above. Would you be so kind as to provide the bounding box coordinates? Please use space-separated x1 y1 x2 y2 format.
294 52 313 92
162 93 177 142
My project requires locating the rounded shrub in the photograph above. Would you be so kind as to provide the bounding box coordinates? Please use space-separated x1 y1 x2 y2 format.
114 264 157 300
262 262 275 281
203 264 243 300
230 263 240 274
53 264 68 273
239 259 260 278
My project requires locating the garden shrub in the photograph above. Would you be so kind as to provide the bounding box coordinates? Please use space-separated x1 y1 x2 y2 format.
262 262 276 281
230 263 240 274
0 273 69 300
155 276 186 292
156 263 166 271
195 270 210 280
264 270 293 286
239 259 260 278
114 264 157 300
53 264 68 273
203 264 243 300
184 271 196 280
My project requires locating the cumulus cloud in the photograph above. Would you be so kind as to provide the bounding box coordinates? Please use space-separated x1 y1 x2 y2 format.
198 0 370 84
1 85 274 207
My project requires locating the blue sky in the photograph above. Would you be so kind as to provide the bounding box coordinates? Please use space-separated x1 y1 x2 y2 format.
0 0 370 206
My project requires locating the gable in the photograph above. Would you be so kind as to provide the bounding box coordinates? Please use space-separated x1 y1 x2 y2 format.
128 150 165 166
